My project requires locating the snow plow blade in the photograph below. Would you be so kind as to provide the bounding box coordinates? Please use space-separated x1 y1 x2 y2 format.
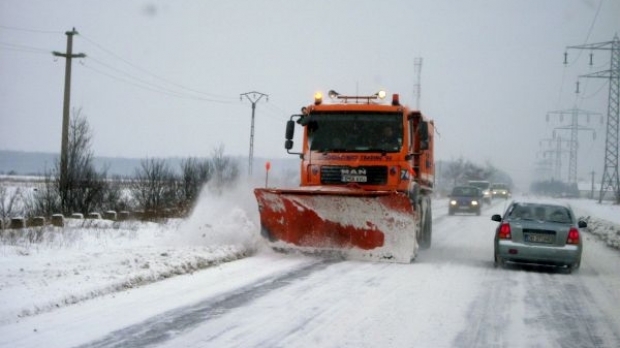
254 186 417 263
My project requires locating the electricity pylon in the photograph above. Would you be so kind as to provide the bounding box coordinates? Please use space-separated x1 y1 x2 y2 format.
539 137 572 181
566 35 620 203
547 108 599 185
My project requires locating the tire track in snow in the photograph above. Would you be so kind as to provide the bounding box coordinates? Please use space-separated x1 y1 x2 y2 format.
75 259 338 348
523 270 620 348
452 268 515 347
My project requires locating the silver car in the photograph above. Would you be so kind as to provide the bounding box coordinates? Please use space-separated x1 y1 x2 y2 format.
491 200 586 273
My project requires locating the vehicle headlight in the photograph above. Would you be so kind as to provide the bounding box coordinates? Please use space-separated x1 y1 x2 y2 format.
450 200 457 205
471 201 479 206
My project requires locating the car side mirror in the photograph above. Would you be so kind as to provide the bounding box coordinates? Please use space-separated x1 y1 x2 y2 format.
491 214 502 222
578 220 587 228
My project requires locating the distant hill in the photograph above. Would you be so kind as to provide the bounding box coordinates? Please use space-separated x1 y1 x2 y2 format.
0 150 149 177
0 150 299 178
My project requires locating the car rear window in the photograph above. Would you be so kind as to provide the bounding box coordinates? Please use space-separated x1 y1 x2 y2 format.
508 204 572 223
451 187 478 196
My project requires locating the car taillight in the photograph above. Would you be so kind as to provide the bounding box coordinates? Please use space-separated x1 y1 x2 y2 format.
498 222 511 239
567 227 580 245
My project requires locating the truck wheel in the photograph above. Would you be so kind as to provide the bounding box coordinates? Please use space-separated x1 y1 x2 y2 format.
419 203 432 249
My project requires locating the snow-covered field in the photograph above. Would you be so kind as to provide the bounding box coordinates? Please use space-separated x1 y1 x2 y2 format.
0 185 619 346
0 183 263 325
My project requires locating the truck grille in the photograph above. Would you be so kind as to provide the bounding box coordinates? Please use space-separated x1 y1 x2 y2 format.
320 166 387 185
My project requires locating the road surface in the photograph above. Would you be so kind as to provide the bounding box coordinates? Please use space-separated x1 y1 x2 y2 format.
5 199 620 348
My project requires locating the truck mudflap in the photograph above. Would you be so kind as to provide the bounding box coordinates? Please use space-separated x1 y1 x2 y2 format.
254 186 418 263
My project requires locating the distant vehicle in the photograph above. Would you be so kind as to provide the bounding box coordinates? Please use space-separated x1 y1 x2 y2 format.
491 200 586 273
448 185 482 216
491 183 511 198
468 180 492 204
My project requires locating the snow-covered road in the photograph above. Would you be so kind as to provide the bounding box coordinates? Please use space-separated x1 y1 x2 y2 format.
2 198 620 348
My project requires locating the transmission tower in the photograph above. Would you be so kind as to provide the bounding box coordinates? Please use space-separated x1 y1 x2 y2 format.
240 91 268 176
539 137 571 181
547 107 599 184
566 34 620 203
413 57 423 109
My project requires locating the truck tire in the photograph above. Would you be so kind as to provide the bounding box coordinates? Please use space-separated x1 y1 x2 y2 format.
418 200 432 250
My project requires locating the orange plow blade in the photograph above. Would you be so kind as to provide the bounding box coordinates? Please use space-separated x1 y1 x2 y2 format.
254 187 418 263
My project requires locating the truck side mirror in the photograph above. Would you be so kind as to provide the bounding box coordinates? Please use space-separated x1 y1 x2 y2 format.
284 120 295 150
418 121 429 150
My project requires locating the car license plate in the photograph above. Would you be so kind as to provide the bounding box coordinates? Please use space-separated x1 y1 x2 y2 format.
524 233 554 244
341 174 367 183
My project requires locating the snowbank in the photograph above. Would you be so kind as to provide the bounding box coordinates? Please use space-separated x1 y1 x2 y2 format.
568 199 620 251
0 182 264 324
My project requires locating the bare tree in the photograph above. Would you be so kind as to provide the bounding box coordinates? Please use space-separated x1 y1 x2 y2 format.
442 157 497 187
56 109 108 215
28 108 110 217
29 172 61 217
179 157 212 213
210 144 239 191
131 158 177 219
0 186 25 227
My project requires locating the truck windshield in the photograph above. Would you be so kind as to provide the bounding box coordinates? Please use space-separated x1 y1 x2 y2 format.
307 112 403 153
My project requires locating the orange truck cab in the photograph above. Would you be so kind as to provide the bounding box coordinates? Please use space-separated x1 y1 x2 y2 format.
254 90 435 263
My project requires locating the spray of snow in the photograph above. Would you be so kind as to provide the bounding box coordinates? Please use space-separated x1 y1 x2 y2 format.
170 179 267 253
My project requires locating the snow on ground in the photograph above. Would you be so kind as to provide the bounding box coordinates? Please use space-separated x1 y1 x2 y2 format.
567 198 620 250
0 182 262 325
0 186 618 328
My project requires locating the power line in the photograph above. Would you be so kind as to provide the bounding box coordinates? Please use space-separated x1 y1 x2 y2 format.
80 58 241 104
0 41 50 54
79 34 236 102
562 0 605 67
0 24 63 35
2 27 243 105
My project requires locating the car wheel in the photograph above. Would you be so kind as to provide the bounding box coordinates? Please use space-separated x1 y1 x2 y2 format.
494 252 505 268
448 209 454 216
476 208 481 216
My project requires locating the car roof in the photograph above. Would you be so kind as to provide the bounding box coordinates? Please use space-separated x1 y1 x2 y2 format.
507 198 572 209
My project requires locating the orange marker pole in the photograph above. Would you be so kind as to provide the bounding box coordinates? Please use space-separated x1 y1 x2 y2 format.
265 161 271 187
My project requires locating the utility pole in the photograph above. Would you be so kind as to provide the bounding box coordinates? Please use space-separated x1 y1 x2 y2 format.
566 35 620 203
53 28 86 191
240 91 268 176
547 105 599 185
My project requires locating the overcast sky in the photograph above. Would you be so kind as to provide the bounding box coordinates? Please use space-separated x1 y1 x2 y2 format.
1 0 618 187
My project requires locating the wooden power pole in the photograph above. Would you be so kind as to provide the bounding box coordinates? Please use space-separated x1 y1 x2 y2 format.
53 28 86 191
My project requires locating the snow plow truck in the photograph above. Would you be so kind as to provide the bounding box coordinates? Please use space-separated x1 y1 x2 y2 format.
254 90 435 263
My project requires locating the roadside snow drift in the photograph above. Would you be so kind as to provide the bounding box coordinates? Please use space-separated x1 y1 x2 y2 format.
0 182 264 324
